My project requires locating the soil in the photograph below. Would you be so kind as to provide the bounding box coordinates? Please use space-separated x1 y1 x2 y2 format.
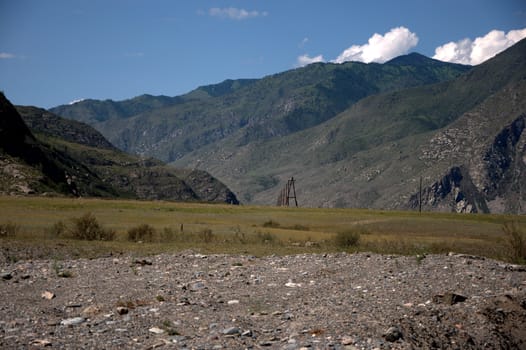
1 249 525 349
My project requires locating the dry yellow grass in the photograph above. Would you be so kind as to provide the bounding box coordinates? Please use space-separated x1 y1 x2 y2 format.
0 196 524 262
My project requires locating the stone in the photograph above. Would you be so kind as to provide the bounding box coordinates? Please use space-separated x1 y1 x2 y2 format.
116 306 129 315
191 281 206 291
433 292 467 305
30 338 52 347
134 259 152 266
222 327 241 335
60 317 86 326
285 281 302 288
41 291 55 300
341 335 354 345
227 299 240 305
1 272 12 280
383 326 403 342
148 327 165 334
241 330 253 337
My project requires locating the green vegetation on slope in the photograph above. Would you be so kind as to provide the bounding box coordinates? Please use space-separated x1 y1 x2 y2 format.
173 39 526 210
50 54 471 162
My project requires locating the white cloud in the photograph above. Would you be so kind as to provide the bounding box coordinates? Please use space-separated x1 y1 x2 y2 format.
208 7 268 20
0 52 16 59
333 27 419 64
433 28 526 65
296 53 325 67
299 37 309 48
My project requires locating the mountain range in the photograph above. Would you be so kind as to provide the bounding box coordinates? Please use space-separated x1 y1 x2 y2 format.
33 39 526 212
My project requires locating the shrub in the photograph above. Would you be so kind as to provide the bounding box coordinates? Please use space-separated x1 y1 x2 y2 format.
290 224 310 231
502 222 526 263
256 231 276 244
233 226 247 244
198 228 214 243
160 227 177 242
334 229 361 248
70 213 115 241
127 224 156 243
263 220 280 228
0 222 19 237
48 220 67 238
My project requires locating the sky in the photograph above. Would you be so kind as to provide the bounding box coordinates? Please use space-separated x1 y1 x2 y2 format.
1 0 526 109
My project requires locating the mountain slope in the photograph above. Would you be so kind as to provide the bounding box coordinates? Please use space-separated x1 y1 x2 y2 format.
48 42 526 212
173 39 526 212
1 93 238 203
16 105 239 204
1 92 117 196
50 54 471 162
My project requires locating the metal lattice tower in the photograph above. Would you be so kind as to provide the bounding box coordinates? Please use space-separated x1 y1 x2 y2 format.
276 177 298 207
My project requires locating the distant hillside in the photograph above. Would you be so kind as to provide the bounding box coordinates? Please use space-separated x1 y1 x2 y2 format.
17 106 116 150
1 92 117 197
172 39 526 213
0 94 238 203
48 43 526 212
50 53 470 162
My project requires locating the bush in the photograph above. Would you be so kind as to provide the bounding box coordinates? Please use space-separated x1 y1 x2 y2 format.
256 231 276 244
263 220 280 228
128 224 156 242
160 227 177 243
48 220 67 238
503 222 526 263
70 213 115 241
334 229 361 248
0 222 20 237
198 228 214 243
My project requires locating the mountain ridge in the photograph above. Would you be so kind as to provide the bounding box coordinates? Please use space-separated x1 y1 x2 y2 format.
46 44 526 212
50 52 471 162
172 39 526 212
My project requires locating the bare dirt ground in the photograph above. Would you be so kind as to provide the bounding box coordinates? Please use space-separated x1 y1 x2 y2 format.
1 249 525 349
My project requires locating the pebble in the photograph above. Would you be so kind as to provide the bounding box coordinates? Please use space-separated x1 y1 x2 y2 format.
222 326 241 335
41 291 55 300
116 306 129 315
60 317 86 326
1 272 12 280
148 327 165 334
0 252 524 349
383 326 403 342
30 338 52 346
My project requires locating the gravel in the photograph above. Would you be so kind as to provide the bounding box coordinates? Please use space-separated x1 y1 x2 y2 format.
1 251 525 349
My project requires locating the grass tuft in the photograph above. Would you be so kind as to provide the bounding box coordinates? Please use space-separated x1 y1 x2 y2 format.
198 228 214 243
127 224 156 243
263 220 280 228
334 229 361 248
47 220 67 238
502 222 526 263
0 221 20 237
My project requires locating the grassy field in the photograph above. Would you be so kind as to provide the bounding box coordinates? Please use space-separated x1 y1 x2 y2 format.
0 196 524 263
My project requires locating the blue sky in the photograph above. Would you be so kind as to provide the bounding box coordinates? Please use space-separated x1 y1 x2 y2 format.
1 0 525 108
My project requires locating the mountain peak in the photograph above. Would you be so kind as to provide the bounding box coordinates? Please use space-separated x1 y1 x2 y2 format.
386 52 470 68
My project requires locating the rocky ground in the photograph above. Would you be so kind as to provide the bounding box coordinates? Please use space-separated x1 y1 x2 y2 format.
1 250 525 349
